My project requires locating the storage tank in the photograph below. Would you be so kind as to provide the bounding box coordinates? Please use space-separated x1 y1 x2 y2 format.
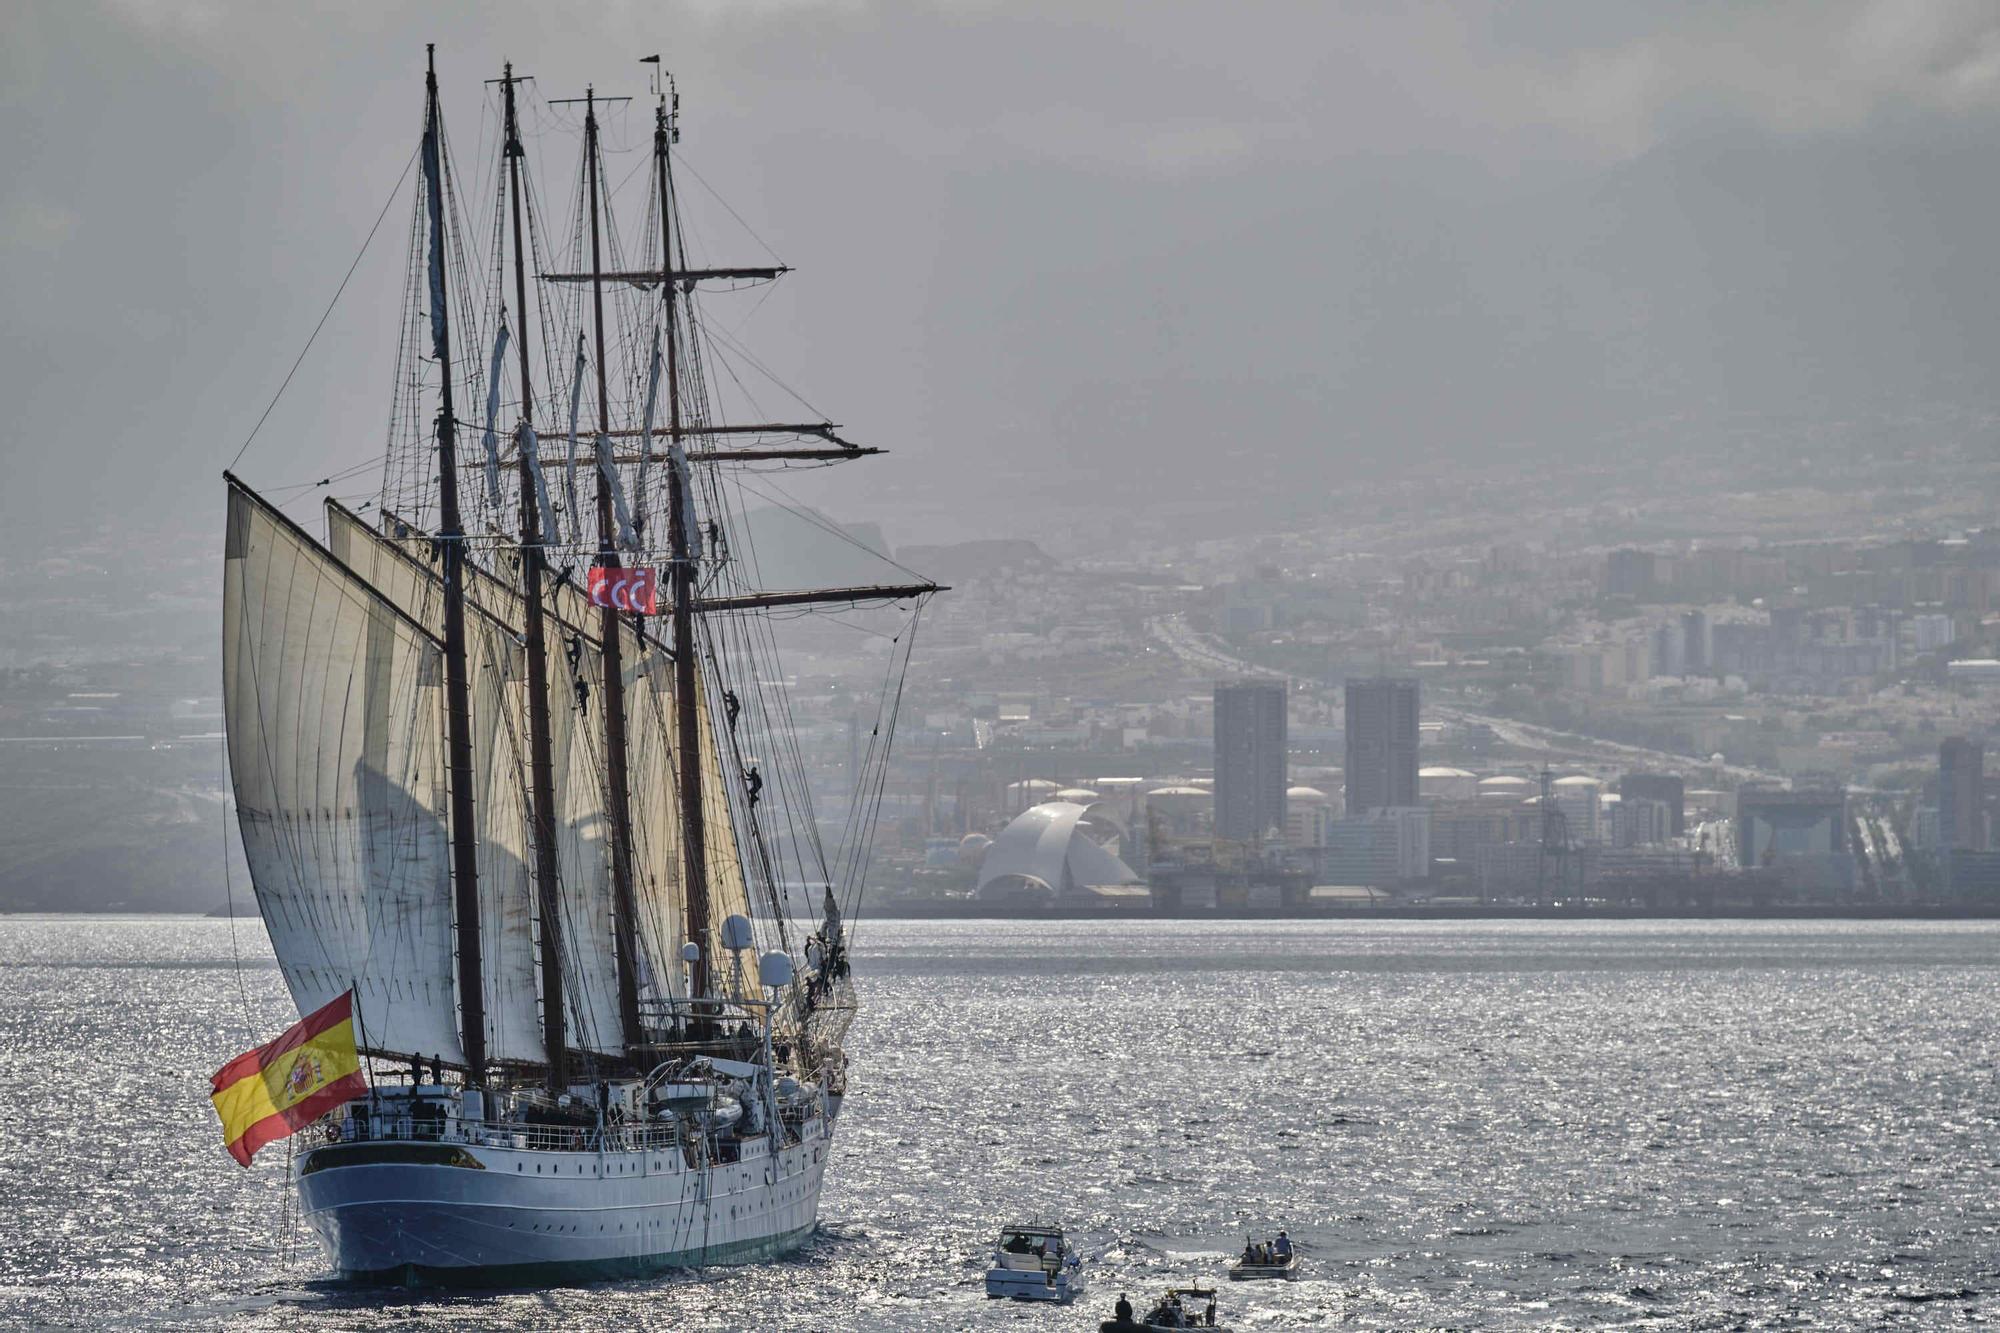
1478 775 1534 800
1419 766 1478 801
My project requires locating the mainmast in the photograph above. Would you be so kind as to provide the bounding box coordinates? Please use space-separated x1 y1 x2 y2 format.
423 45 486 1079
583 89 646 1052
652 72 713 1005
500 62 567 1085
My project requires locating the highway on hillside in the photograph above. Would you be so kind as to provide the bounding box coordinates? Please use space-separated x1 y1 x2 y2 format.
1147 614 1782 785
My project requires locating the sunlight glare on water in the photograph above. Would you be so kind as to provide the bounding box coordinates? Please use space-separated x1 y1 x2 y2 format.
0 916 1996 1329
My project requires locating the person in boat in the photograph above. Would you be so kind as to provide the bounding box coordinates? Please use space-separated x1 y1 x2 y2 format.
1273 1230 1292 1261
1242 1238 1258 1263
1114 1293 1133 1324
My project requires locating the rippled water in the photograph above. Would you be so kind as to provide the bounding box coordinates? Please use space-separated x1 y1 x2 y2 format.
2 916 1997 1329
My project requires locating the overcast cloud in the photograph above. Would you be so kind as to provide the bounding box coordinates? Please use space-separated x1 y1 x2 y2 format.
7 1 2000 561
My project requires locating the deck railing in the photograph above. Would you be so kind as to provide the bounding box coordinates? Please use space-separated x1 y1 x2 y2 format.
323 1108 688 1155
319 1101 822 1157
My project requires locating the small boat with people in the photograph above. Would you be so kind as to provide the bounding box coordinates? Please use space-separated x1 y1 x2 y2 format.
985 1223 1086 1302
1228 1229 1298 1280
1100 1285 1225 1331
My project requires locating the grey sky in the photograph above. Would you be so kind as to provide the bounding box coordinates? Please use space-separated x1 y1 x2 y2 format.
8 0 2000 562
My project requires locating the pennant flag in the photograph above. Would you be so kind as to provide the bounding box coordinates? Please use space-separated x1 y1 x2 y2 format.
209 990 366 1167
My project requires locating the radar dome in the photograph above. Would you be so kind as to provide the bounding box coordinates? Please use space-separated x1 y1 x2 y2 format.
758 951 795 989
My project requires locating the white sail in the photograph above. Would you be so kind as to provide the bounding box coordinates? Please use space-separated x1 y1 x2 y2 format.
542 626 629 1050
462 617 546 1064
326 508 549 1063
692 668 755 982
223 480 464 1063
619 655 692 1006
520 545 756 984
328 504 636 1054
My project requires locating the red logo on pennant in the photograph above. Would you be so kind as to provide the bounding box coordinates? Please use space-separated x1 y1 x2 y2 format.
588 566 658 615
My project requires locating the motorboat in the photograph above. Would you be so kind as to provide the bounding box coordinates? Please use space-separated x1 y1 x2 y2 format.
985 1223 1086 1302
1227 1247 1299 1281
1100 1285 1225 1331
1227 1251 1298 1280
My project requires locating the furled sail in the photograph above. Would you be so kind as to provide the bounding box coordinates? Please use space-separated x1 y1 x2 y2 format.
222 478 464 1063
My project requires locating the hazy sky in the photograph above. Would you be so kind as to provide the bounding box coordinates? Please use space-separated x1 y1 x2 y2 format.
9 1 2000 561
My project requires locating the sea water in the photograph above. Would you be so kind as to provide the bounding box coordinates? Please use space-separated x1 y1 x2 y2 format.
1 916 1995 1329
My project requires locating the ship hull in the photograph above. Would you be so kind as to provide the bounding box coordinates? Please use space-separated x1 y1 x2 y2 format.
296 1122 832 1287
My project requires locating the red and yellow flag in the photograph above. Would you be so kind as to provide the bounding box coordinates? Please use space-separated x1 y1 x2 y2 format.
210 990 366 1166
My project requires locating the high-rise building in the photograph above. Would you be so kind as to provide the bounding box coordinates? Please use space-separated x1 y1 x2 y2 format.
1214 680 1287 841
1681 609 1709 674
1619 773 1686 836
1940 737 1986 852
1344 677 1419 814
1605 549 1656 598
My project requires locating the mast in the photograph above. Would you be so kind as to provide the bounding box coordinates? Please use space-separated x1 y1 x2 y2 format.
653 74 713 1005
584 89 646 1051
424 45 486 1080
501 62 567 1085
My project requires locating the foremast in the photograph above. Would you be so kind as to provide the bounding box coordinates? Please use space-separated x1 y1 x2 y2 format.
423 45 486 1080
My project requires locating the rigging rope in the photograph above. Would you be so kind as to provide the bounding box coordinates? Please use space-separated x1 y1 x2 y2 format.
229 146 418 471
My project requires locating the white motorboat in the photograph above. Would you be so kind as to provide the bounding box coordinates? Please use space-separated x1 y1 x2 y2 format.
985 1224 1086 1302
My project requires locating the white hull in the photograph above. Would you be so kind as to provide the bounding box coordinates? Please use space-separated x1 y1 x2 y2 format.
296 1118 832 1285
985 1267 1085 1303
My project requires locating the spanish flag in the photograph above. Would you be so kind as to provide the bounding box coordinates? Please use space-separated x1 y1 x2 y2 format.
210 990 366 1166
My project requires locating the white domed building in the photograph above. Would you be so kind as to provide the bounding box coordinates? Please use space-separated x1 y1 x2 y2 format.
974 802 1147 905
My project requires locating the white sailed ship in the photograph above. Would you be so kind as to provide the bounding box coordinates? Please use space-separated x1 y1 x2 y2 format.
221 48 939 1285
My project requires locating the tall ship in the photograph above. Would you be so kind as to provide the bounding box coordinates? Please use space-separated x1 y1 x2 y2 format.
219 48 939 1285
